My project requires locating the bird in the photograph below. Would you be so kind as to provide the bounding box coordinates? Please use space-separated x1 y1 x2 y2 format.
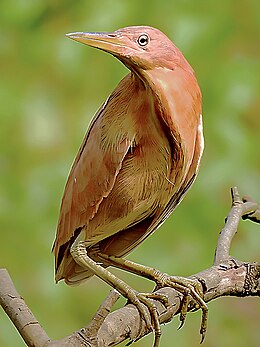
52 25 205 346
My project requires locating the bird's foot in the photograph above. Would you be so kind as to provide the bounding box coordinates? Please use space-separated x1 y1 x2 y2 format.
71 242 162 347
152 271 208 342
97 252 208 343
126 291 174 347
126 292 162 347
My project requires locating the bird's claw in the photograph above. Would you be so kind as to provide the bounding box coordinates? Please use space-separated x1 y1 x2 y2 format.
141 292 171 309
129 274 208 346
125 292 162 347
154 273 208 341
125 273 207 345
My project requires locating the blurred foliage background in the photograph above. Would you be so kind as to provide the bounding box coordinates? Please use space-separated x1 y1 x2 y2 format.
0 0 259 346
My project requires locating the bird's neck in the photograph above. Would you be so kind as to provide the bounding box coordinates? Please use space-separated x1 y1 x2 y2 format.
142 66 202 173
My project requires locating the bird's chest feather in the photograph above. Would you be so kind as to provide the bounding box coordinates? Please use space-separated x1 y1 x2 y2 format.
83 87 175 242
115 92 174 205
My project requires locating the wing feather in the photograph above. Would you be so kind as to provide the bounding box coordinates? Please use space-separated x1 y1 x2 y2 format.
99 115 204 257
53 75 136 275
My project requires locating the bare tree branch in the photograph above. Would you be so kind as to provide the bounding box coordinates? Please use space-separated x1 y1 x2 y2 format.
0 187 259 347
0 269 51 347
214 187 259 265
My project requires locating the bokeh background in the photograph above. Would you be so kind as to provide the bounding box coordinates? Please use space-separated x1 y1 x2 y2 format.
0 0 259 346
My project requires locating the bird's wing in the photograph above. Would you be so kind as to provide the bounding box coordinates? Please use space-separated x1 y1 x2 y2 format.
52 90 134 272
99 115 204 258
142 114 204 239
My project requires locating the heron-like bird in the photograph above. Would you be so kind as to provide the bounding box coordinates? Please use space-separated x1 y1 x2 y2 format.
53 26 205 346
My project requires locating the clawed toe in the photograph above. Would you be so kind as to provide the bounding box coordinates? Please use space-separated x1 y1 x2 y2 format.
141 292 170 309
136 293 161 347
130 275 208 345
153 274 208 340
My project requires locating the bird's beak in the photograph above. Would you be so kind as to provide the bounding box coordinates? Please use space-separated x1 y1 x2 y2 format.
66 31 127 55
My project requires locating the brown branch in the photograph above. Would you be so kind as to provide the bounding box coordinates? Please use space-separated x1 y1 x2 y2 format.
214 187 259 265
0 268 51 347
0 187 259 347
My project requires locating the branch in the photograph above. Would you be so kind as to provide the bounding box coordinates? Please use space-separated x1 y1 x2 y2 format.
0 268 50 347
0 187 259 347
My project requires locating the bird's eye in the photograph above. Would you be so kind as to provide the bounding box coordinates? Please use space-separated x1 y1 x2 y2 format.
137 34 150 47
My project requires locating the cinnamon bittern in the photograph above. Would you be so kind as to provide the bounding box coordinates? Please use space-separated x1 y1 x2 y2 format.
53 26 205 346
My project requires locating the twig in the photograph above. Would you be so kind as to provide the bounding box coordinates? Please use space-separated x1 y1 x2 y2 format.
214 186 259 265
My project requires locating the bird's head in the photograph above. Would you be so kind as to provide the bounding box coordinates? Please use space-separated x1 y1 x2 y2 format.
66 26 192 73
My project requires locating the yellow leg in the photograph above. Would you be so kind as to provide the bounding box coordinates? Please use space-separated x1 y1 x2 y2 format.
70 241 162 347
98 252 208 342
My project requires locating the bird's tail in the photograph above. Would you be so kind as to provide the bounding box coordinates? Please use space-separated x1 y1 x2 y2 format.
55 253 94 286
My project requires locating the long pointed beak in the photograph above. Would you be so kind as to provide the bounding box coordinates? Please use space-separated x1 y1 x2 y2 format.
66 31 127 55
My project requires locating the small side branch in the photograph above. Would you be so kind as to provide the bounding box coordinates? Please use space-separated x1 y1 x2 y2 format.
214 186 259 265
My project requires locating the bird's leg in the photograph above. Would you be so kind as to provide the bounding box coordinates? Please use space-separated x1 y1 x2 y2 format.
70 240 162 347
98 252 208 342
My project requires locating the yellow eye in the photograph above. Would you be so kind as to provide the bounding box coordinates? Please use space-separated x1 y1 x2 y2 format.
137 34 150 47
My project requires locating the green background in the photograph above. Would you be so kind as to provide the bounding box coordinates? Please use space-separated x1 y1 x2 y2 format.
0 0 259 346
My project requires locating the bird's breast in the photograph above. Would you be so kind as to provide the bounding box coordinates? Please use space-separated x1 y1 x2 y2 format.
85 100 176 245
73 75 186 247
117 91 176 205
